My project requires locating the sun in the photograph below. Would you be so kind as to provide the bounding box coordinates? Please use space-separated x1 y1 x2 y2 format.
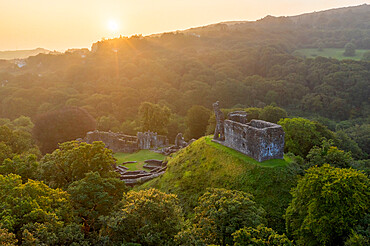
107 20 119 32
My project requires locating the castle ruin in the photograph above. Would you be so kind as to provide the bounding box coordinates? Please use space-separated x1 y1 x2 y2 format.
81 130 169 153
213 102 285 162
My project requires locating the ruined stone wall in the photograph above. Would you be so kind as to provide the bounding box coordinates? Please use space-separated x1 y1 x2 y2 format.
137 131 169 150
223 119 284 162
85 130 139 153
83 130 168 153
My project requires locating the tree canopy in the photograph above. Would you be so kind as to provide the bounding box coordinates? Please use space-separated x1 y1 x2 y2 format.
33 107 96 154
185 105 211 140
285 165 369 246
138 102 171 135
176 188 266 246
68 171 127 234
103 188 183 245
40 141 117 189
278 118 335 158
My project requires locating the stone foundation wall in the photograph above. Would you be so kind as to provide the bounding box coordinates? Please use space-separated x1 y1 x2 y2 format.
223 119 284 162
83 130 169 153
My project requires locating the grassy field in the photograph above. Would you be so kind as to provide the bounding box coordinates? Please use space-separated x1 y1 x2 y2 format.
114 150 166 171
295 48 369 61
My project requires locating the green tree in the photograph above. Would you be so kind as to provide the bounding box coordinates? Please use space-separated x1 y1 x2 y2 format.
343 42 356 57
0 154 39 182
260 105 287 124
68 172 127 234
21 222 89 246
185 105 211 140
335 130 365 160
104 188 183 245
344 124 370 157
278 118 334 158
285 165 369 246
0 142 12 164
139 102 171 135
33 107 96 154
306 139 353 169
0 174 79 244
97 115 120 132
0 125 37 160
176 188 266 246
244 108 262 122
40 141 117 189
11 115 34 133
232 225 292 246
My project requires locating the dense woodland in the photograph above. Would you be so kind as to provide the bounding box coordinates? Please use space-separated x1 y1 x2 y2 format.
0 4 369 246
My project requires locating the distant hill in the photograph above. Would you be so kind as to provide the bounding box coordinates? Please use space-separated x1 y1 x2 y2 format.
179 4 370 49
140 137 298 233
0 48 50 60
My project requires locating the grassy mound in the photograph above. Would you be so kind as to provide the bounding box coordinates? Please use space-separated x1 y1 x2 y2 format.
114 150 166 171
140 137 298 232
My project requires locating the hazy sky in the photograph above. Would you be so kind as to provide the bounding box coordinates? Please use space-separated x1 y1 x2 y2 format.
0 0 368 51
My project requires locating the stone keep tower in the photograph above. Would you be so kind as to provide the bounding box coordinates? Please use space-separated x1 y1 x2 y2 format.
212 102 285 162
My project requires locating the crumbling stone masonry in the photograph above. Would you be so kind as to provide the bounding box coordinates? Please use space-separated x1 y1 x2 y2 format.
137 131 169 149
84 131 138 153
213 101 225 141
213 102 285 162
81 130 168 153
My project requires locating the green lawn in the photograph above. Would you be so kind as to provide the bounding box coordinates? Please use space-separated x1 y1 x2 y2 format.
295 48 369 61
114 150 166 171
205 136 290 167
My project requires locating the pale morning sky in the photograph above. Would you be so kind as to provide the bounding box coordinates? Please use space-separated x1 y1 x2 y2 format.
0 0 368 51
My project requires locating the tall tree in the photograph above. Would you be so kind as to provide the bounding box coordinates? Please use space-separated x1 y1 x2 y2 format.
278 118 335 158
68 172 127 234
40 141 117 189
185 105 211 140
138 102 171 135
285 165 369 246
33 107 96 154
260 105 288 123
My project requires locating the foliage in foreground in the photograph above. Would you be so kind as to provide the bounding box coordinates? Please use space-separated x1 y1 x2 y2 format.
68 171 127 234
40 141 118 189
285 164 369 246
0 227 17 246
103 188 183 246
0 174 88 245
175 188 266 246
232 225 292 246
